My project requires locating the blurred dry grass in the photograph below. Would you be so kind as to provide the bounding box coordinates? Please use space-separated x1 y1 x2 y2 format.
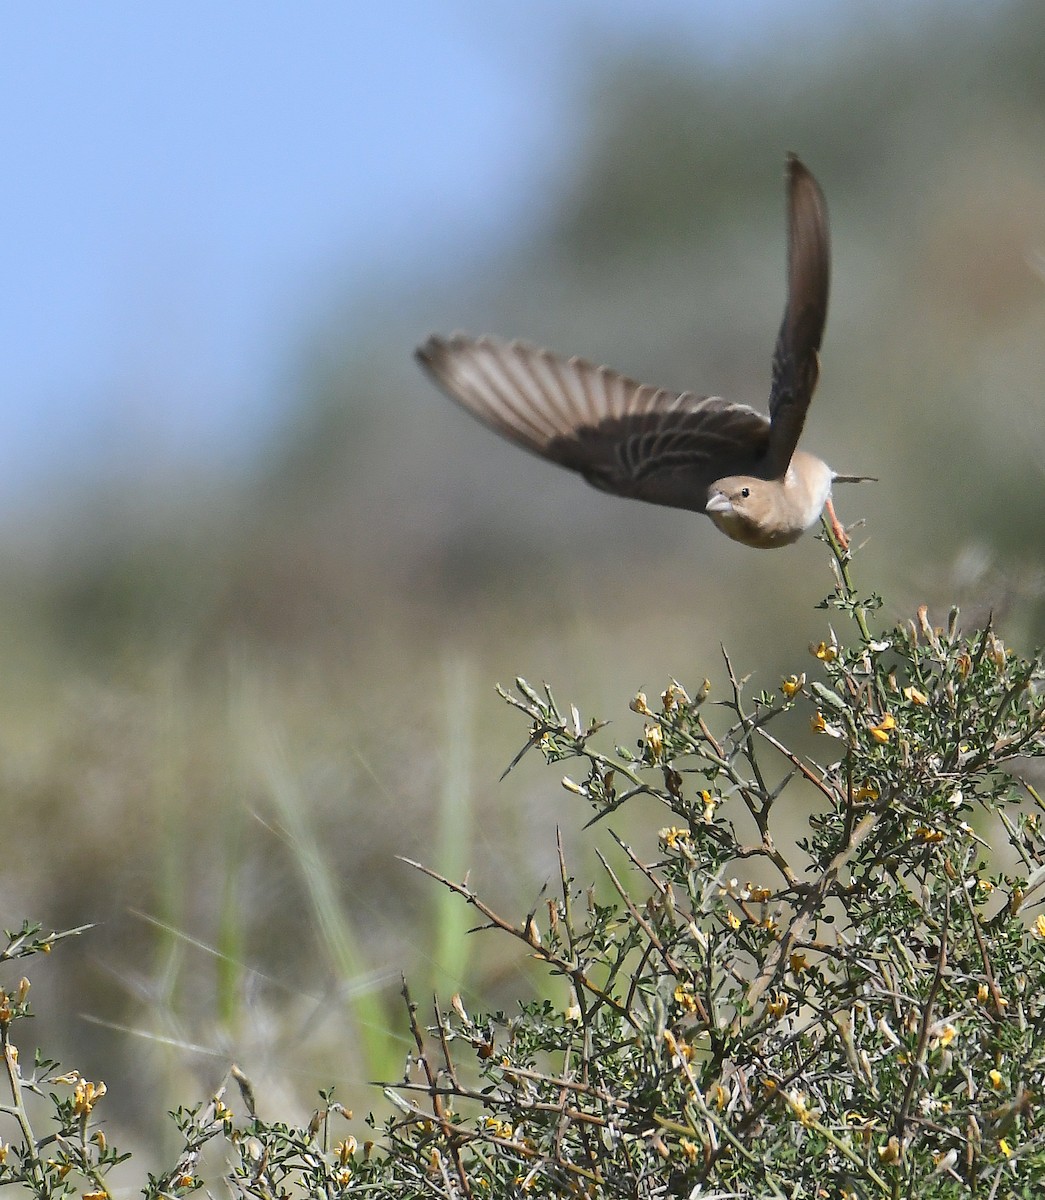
0 1 1043 1163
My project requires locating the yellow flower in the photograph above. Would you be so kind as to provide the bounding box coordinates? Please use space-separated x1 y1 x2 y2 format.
673 983 698 1014
659 826 690 850
630 692 653 716
878 1135 901 1164
1034 914 1045 939
710 1083 727 1110
725 910 741 931
977 983 990 1004
810 640 838 662
673 1039 695 1062
700 790 717 822
746 884 771 903
780 674 805 699
987 633 1008 669
869 713 896 743
482 1117 514 1140
989 1069 1004 1090
679 1138 700 1164
644 723 664 760
662 680 690 710
936 1025 957 1048
72 1078 106 1117
810 711 827 733
903 685 928 705
853 783 879 803
785 1090 815 1126
767 994 789 1019
999 1137 1013 1158
789 951 809 975
915 826 945 844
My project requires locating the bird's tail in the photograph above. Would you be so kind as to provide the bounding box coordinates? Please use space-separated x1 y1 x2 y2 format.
832 474 877 484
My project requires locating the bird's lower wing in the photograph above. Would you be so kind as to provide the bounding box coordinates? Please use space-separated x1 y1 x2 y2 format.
417 333 770 514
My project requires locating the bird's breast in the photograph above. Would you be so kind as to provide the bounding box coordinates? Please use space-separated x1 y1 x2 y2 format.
784 452 834 527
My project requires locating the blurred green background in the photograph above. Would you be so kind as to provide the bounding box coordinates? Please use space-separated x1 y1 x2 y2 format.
2 0 1043 1163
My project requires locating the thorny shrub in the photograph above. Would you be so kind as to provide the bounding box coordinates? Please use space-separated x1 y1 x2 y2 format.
3 527 1045 1198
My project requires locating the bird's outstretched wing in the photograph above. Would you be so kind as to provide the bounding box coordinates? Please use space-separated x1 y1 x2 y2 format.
416 334 770 514
765 154 830 478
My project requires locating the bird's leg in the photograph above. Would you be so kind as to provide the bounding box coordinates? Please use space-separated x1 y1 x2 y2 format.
825 496 849 551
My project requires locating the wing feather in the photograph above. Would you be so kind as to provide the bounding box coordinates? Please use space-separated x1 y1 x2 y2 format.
765 154 831 476
416 334 770 515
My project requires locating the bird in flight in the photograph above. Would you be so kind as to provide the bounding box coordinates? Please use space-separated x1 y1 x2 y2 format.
416 155 870 550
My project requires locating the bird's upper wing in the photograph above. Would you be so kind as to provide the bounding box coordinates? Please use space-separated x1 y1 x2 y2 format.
416 334 769 514
765 154 830 478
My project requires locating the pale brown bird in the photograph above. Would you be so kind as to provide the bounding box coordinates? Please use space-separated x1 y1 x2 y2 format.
416 155 871 549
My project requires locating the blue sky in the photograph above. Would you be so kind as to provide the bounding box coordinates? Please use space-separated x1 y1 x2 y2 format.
0 1 948 510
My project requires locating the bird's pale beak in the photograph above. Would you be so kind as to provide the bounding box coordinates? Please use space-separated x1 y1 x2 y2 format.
705 493 731 515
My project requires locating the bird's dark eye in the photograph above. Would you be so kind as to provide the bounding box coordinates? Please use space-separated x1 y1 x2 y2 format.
740 487 750 499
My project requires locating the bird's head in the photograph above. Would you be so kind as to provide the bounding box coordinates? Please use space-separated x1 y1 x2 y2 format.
705 476 805 549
